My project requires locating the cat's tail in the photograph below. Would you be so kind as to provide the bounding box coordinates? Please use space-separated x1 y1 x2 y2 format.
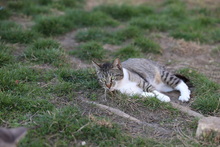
174 74 193 88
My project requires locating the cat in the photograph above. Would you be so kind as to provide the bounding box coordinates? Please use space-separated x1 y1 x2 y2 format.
0 127 27 147
92 58 191 102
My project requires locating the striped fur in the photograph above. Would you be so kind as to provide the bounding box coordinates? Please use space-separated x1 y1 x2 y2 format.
93 58 191 102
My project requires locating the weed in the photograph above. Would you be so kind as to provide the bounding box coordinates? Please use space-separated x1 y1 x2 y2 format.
114 45 142 60
133 36 161 54
70 41 105 62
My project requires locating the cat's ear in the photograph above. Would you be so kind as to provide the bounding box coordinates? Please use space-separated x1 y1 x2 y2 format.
0 127 27 144
113 58 122 70
92 60 101 71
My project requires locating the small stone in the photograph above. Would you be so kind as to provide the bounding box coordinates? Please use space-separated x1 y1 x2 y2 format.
196 116 220 143
81 141 86 146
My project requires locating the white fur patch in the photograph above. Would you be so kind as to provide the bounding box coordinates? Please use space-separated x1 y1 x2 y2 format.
113 68 143 95
152 91 171 102
151 82 173 92
175 81 191 102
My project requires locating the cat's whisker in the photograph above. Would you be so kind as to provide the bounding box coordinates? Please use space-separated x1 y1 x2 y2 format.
104 88 107 101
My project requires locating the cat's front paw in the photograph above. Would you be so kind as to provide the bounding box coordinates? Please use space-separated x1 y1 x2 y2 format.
178 95 190 102
157 95 171 102
153 91 170 102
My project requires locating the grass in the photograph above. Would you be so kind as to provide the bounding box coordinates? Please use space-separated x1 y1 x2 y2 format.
75 28 111 43
75 26 144 45
70 41 105 62
94 5 154 21
1 0 220 146
114 45 142 60
178 68 220 115
0 43 14 67
24 39 67 66
34 10 118 36
0 21 40 44
133 36 162 54
0 7 11 19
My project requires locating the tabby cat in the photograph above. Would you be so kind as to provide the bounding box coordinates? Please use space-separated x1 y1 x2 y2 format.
93 58 191 102
0 127 27 147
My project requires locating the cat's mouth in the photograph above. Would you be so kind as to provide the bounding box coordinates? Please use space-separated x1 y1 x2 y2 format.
105 84 115 91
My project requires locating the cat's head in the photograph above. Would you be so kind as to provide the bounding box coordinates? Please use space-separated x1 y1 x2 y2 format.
0 127 27 147
92 58 123 91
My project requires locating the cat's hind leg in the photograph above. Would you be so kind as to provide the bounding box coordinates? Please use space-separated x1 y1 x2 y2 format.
175 80 191 102
141 91 171 102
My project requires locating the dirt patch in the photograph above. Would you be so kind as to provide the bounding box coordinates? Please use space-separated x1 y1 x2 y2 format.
68 56 91 69
56 30 79 51
56 31 92 69
76 92 197 142
154 34 220 84
9 14 34 29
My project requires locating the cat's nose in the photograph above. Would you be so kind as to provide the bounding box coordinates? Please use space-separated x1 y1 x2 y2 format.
106 83 112 89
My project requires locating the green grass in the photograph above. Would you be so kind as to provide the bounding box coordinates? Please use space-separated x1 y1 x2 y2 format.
75 28 111 43
34 16 73 36
70 41 105 62
114 45 142 60
65 10 119 28
178 68 220 115
0 21 40 44
94 5 154 21
34 10 118 36
133 36 162 54
24 39 67 66
113 26 143 42
0 43 14 67
0 7 11 19
7 0 50 16
75 26 143 45
129 15 180 31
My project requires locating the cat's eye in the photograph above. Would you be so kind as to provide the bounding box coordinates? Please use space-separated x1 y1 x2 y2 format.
111 76 116 80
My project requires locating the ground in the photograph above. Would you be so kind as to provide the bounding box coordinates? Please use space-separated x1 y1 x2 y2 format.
0 0 220 146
